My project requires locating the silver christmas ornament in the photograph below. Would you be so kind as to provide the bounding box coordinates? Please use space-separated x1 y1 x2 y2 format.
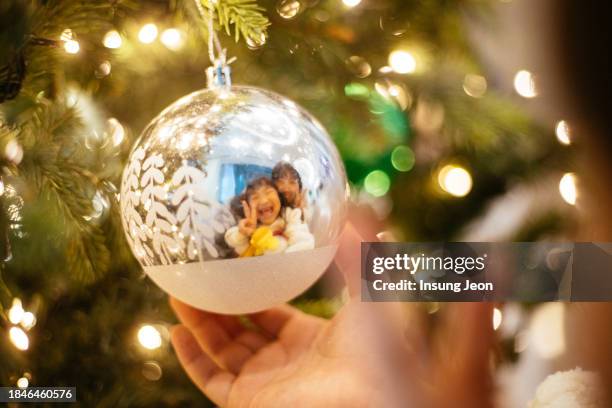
120 86 348 314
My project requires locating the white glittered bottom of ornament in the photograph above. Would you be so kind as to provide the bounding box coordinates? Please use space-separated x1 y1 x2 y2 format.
144 245 338 314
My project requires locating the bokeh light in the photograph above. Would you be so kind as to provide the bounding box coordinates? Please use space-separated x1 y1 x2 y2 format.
17 377 29 388
559 172 577 205
21 312 37 330
277 0 301 19
513 70 537 98
342 0 362 7
138 325 162 350
555 120 571 145
63 40 80 54
9 326 30 350
161 28 184 50
8 298 24 325
391 146 415 172
364 170 391 197
493 307 503 330
463 74 487 98
138 23 158 44
438 165 472 197
529 303 565 359
388 50 416 74
103 30 122 49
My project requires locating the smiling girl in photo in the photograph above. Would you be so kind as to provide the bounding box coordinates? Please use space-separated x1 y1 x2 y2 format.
224 175 315 258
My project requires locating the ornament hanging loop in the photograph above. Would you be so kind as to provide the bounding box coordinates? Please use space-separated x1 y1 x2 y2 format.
194 0 233 89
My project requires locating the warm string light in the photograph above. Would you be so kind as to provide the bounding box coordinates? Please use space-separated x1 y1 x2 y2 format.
438 165 473 197
555 120 572 145
161 28 184 50
139 23 158 44
17 377 29 388
60 29 80 54
513 70 537 98
137 325 162 350
388 50 416 74
342 0 362 7
9 327 29 350
103 30 122 49
493 307 503 330
559 173 577 205
8 298 37 330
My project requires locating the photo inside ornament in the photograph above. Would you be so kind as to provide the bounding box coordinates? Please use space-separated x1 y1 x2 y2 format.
121 86 348 314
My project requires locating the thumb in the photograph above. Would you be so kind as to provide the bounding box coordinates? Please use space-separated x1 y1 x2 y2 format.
334 223 365 297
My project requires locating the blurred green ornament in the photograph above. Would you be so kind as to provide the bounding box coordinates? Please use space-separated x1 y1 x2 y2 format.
364 170 391 197
391 145 415 172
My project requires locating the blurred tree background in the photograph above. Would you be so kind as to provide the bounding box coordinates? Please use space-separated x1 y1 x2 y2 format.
1 0 576 405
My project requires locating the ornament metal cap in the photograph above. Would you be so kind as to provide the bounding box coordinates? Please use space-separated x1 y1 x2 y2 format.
206 60 232 89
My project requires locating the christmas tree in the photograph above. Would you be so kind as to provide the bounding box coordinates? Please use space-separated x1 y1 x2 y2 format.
1 0 572 405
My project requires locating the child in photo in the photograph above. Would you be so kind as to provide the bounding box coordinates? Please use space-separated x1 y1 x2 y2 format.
224 168 316 257
225 177 287 257
271 162 315 252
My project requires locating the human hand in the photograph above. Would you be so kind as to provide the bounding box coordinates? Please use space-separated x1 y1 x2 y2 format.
171 221 495 407
238 200 257 237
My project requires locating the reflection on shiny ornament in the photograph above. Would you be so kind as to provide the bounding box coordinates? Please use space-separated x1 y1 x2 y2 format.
161 28 184 50
529 303 565 359
378 65 393 74
139 23 158 44
463 74 487 98
60 28 74 42
388 50 416 74
513 70 537 98
21 312 37 330
277 0 301 19
246 32 267 49
559 172 577 205
342 0 362 7
364 170 391 197
138 325 162 350
413 100 444 133
9 326 29 350
95 61 112 78
107 118 125 147
8 298 24 325
345 56 371 78
17 377 29 388
0 178 4 196
142 361 163 381
103 30 122 49
84 190 110 221
391 146 415 172
438 165 472 197
493 307 503 330
387 84 412 110
555 120 571 145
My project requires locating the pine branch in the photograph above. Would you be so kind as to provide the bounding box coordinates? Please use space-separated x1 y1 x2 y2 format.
196 0 270 43
15 101 111 283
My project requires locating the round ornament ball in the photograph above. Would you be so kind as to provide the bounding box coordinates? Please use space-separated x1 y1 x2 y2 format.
120 86 348 314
